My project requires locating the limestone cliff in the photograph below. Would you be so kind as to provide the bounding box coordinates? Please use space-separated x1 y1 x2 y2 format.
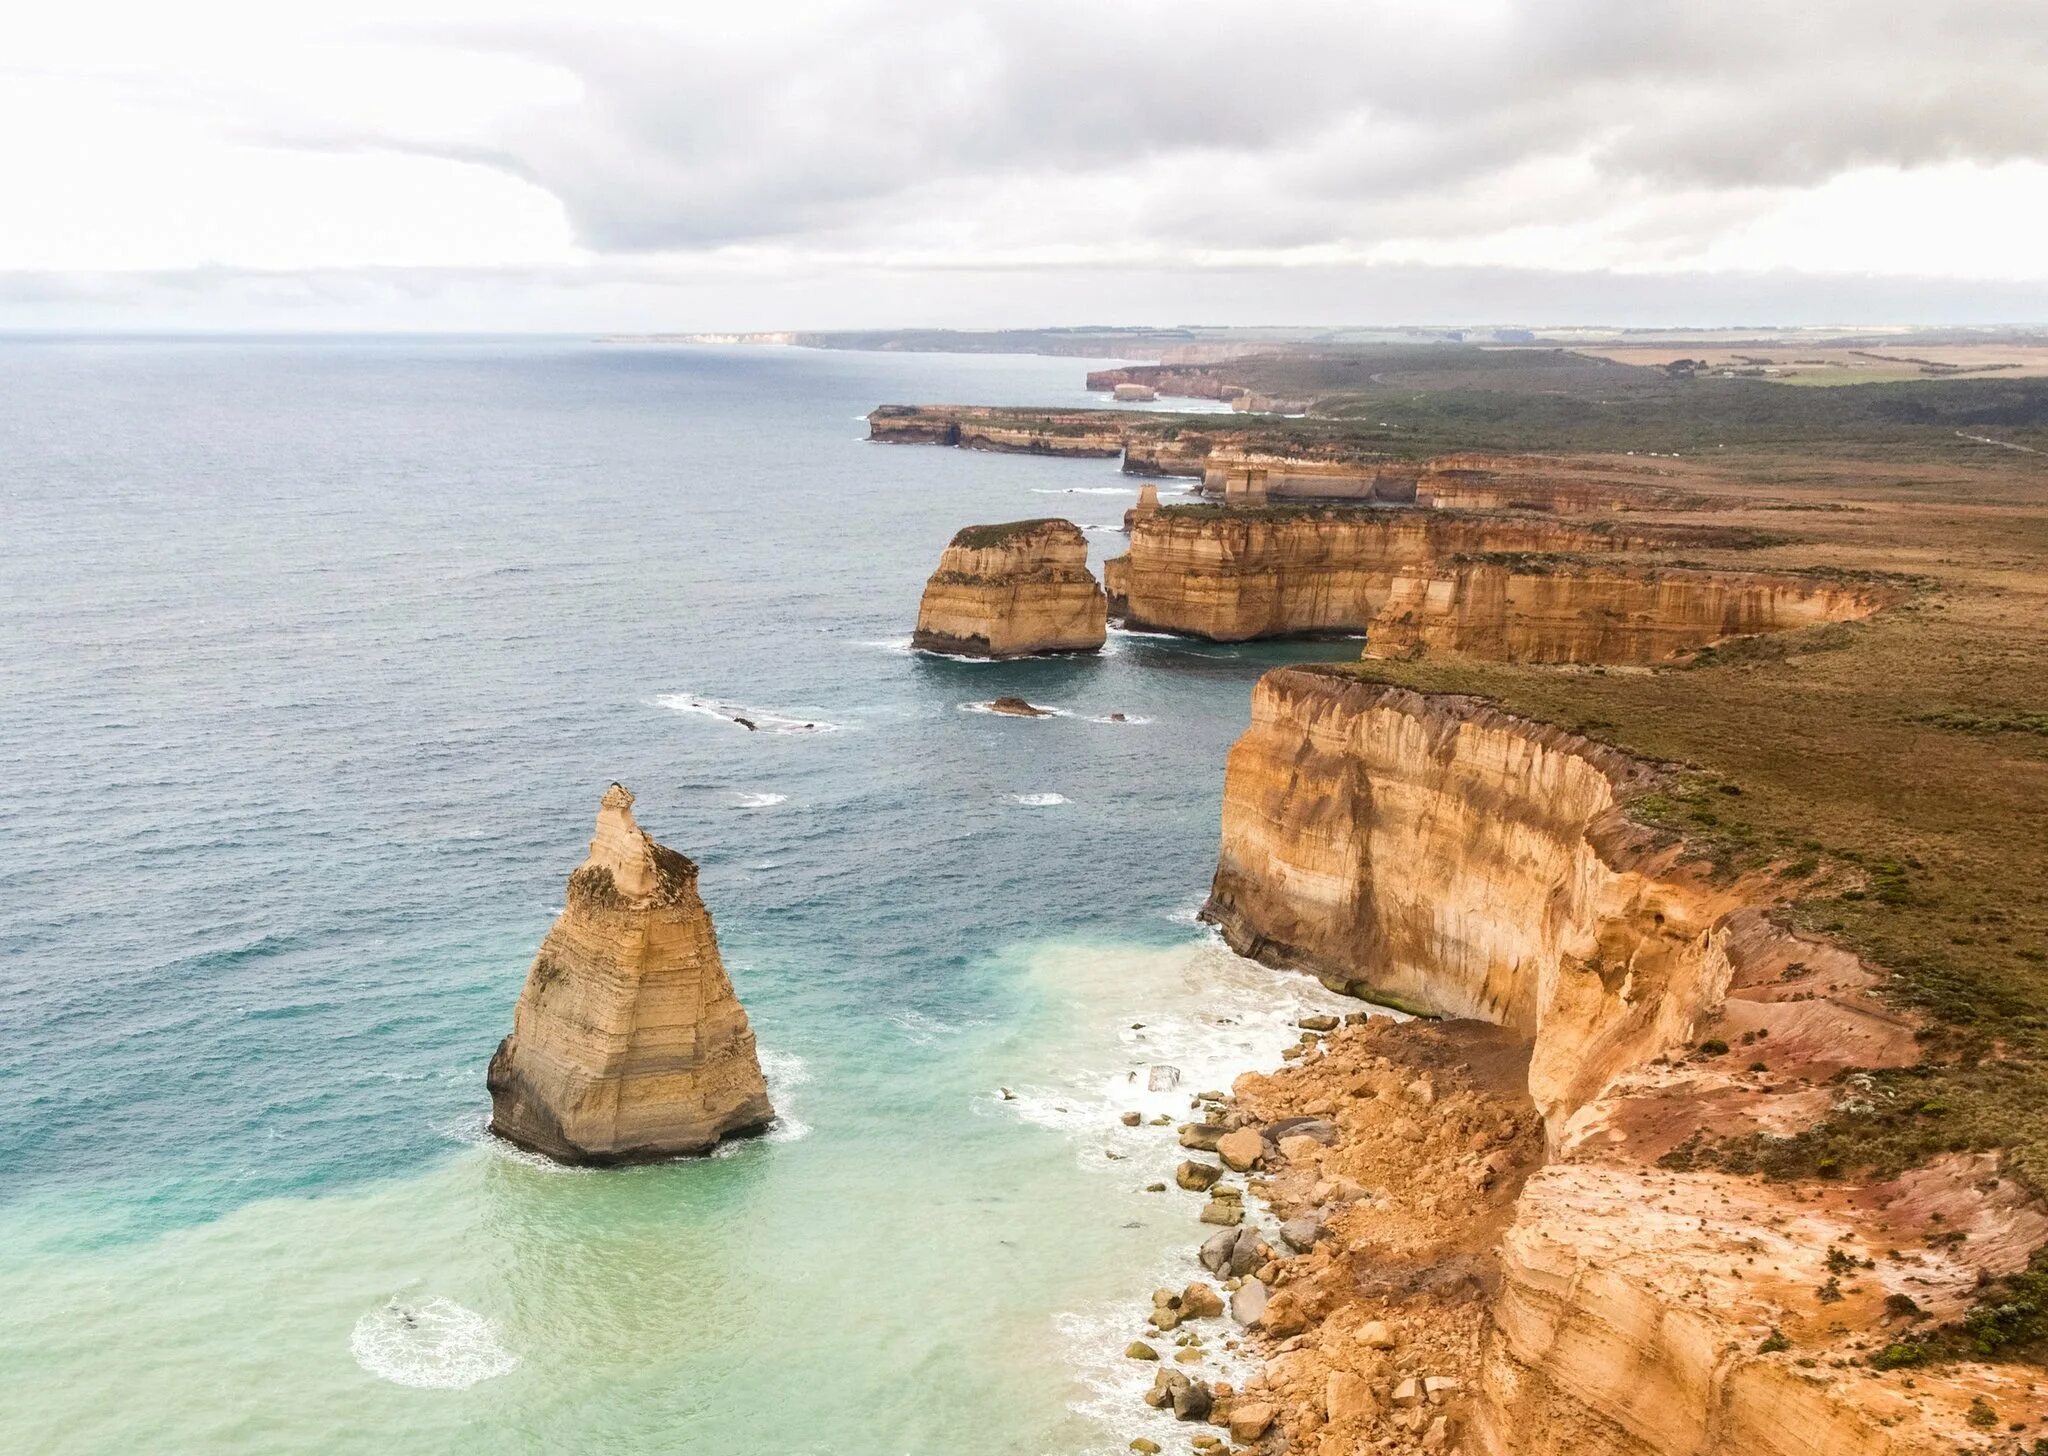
1417 454 1730 513
1103 509 1649 642
1122 436 1212 478
1200 670 2040 1454
911 518 1107 658
1366 560 1904 665
867 405 1125 456
487 785 773 1165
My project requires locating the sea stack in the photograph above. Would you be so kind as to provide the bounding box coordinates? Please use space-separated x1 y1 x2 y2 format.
487 784 773 1165
911 518 1108 657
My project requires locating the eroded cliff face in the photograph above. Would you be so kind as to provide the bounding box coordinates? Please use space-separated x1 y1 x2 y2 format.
488 784 773 1165
1366 561 1904 665
1200 670 2040 1455
1417 455 1729 513
911 518 1107 657
1104 510 1647 642
867 405 1125 456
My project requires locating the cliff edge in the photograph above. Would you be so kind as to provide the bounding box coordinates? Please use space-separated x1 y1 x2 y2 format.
487 784 774 1165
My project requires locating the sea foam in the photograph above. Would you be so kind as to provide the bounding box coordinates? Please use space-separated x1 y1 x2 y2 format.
657 694 847 734
350 1297 520 1389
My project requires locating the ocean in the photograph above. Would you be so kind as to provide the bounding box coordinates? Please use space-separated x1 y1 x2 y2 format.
0 338 1356 1454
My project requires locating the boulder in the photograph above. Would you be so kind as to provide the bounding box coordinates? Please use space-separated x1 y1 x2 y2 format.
1180 1282 1225 1319
1280 1215 1323 1253
1178 1122 1227 1151
1199 1226 1242 1274
1326 1371 1374 1422
1264 1116 1340 1145
988 696 1052 717
1229 1230 1267 1278
1355 1320 1396 1350
1125 1341 1159 1361
1277 1134 1327 1165
1229 1277 1269 1327
1120 1111 1142 1127
1229 1402 1276 1442
1392 1376 1425 1408
1199 1198 1243 1227
1298 1014 1339 1031
1259 1291 1309 1338
1215 1128 1265 1171
1177 1160 1223 1192
1148 1064 1182 1092
1129 1441 1160 1455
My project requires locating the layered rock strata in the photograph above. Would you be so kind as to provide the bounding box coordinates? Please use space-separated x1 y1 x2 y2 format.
488 784 774 1165
867 405 1124 456
1196 670 2040 1454
911 518 1107 658
1102 510 1650 642
1365 560 1904 665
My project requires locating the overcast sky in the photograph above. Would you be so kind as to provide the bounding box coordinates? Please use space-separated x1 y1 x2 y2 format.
9 0 2048 331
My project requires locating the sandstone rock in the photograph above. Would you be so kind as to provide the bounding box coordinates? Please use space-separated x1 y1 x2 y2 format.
1179 1122 1226 1151
1264 1116 1339 1145
911 519 1107 658
1392 1376 1424 1408
1229 1277 1268 1327
1279 1215 1323 1252
1199 1226 1241 1274
487 785 773 1164
1258 1290 1309 1338
1228 1401 1276 1442
1215 1128 1264 1171
1181 1282 1225 1319
1178 1160 1223 1192
1421 1414 1450 1449
1355 1320 1396 1350
1128 1440 1160 1454
1298 1014 1339 1031
1199 1198 1243 1227
1125 1341 1159 1361
1278 1134 1326 1165
1120 1110 1142 1127
1228 1230 1267 1278
1326 1371 1373 1423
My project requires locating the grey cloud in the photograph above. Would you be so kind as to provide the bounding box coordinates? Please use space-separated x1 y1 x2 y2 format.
279 1 2048 256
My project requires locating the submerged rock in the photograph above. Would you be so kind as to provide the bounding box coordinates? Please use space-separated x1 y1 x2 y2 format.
487 784 774 1165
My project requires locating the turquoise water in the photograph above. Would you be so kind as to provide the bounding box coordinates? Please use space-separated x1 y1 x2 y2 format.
0 339 1353 1453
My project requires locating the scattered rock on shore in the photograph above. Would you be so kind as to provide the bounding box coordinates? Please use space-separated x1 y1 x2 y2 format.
1176 1160 1222 1191
1215 1127 1264 1171
1177 1122 1226 1151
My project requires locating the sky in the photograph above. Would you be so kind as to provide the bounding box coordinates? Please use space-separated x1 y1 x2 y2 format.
8 0 2048 331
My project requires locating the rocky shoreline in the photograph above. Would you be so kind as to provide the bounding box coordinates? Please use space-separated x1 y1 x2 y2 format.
1107 1013 1538 1455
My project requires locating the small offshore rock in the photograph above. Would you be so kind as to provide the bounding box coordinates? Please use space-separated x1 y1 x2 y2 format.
1145 1181 1167 1192
1148 1064 1181 1092
1177 1160 1223 1192
989 695 1052 717
1180 1282 1224 1319
1120 1111 1142 1127
1178 1122 1226 1151
1128 1441 1160 1455
1125 1341 1159 1361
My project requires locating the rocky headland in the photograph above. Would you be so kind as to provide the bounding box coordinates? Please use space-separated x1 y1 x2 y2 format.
1148 669 2045 1454
487 784 774 1165
912 518 1108 658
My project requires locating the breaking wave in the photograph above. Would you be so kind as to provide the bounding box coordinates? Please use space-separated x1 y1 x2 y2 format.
350 1297 520 1389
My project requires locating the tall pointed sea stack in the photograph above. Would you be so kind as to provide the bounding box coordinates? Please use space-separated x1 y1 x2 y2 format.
487 784 773 1165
